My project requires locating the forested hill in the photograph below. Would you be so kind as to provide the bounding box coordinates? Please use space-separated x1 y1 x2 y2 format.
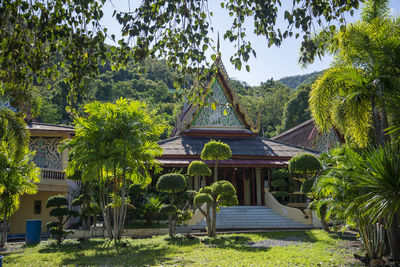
36 58 322 139
278 71 322 90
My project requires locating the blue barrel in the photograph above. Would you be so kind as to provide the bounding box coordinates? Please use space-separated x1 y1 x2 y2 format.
0 255 3 267
26 219 42 244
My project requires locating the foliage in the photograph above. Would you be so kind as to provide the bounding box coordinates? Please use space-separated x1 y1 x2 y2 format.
201 140 232 162
159 204 178 215
46 195 79 244
194 180 238 237
300 178 315 194
278 72 322 90
139 195 163 226
187 161 211 177
289 153 322 177
238 80 292 137
0 0 109 117
71 189 102 230
271 179 287 189
60 98 165 243
201 140 232 182
309 0 400 146
118 0 361 79
271 169 292 204
280 84 312 132
351 144 400 261
311 144 400 260
156 172 188 237
0 110 39 247
156 174 187 194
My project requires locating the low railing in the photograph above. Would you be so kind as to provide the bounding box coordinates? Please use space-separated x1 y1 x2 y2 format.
41 169 66 180
269 191 307 205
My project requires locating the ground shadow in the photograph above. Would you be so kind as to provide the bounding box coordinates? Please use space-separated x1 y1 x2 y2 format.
33 238 195 266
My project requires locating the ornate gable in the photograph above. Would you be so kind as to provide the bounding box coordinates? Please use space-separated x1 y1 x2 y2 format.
191 79 245 129
171 57 259 137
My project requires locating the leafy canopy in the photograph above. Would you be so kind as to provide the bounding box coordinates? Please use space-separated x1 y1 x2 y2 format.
156 173 187 194
188 161 212 177
201 140 232 161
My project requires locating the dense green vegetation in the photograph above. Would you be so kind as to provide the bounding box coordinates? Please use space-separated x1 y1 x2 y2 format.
278 71 322 90
1 231 359 266
36 60 320 139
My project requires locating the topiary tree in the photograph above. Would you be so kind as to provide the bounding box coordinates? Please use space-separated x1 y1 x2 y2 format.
201 140 232 182
289 153 322 209
271 169 292 203
289 153 322 181
188 160 211 188
194 180 238 237
46 195 79 244
156 173 186 237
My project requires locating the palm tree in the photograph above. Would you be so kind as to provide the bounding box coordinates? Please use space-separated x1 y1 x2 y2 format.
0 107 29 159
312 145 387 260
352 144 400 261
309 0 400 147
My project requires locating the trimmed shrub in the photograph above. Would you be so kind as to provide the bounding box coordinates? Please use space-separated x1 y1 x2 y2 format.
188 161 211 176
156 173 186 194
201 140 232 161
289 153 322 175
160 204 178 215
301 178 316 194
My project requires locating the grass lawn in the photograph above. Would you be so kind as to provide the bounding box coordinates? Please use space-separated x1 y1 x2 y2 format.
1 230 360 266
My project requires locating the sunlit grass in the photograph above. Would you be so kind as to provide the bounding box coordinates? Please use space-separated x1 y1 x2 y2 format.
2 230 360 266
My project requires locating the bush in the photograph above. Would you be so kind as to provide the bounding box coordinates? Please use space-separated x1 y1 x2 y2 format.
272 169 289 180
160 204 178 215
271 179 287 189
188 161 211 176
46 195 78 244
201 140 232 160
289 153 322 174
300 178 315 194
156 173 186 193
273 191 289 199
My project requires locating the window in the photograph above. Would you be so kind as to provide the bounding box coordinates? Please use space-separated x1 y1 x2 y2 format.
34 200 42 214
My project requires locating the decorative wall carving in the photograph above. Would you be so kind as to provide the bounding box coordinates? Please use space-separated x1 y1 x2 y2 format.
30 137 62 170
192 80 244 128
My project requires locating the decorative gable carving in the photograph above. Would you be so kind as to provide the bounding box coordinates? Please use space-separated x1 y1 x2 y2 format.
191 79 244 129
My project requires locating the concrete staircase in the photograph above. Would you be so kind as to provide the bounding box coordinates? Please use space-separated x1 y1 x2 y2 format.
192 206 312 230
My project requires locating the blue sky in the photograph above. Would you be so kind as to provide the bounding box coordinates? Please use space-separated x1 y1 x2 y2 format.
102 1 400 86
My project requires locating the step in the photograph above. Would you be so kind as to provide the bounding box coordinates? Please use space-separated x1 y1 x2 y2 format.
194 205 311 230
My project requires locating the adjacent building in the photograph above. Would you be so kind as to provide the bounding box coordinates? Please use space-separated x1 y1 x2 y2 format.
8 123 75 236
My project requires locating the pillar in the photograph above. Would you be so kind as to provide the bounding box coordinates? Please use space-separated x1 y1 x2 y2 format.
256 168 262 205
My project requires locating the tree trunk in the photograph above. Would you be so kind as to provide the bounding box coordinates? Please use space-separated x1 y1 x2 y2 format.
168 195 175 237
83 184 91 230
211 201 217 237
0 214 7 248
168 214 173 237
214 161 218 183
319 205 330 232
387 212 400 262
371 97 383 146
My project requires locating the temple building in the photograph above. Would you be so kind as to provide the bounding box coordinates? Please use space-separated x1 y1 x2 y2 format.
157 58 316 207
271 119 344 152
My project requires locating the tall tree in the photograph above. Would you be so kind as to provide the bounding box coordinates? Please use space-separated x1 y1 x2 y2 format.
61 98 165 244
309 0 400 146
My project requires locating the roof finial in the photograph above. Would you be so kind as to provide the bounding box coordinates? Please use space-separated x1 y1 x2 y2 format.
217 32 220 55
